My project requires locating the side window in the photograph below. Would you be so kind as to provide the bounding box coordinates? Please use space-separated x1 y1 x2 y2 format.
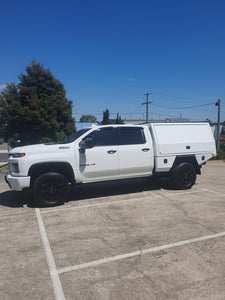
87 127 115 147
117 127 146 145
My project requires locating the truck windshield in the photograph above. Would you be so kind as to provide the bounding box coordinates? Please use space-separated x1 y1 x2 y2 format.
62 128 91 144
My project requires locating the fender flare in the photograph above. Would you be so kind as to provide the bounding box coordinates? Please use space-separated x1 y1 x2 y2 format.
28 162 75 187
171 155 201 175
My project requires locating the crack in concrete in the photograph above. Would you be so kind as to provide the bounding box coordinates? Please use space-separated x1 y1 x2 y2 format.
159 193 217 235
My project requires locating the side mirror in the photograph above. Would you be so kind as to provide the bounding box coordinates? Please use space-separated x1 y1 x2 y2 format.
79 139 86 149
86 137 94 148
79 137 94 152
79 140 86 153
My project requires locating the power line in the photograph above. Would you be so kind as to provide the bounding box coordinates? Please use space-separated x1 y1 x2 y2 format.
151 102 215 110
73 112 149 115
73 111 178 119
154 91 215 103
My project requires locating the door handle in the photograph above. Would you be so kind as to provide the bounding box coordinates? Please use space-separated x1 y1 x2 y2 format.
107 150 117 154
142 148 150 152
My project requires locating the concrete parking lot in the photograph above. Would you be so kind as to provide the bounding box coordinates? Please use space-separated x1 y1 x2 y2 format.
1 161 225 299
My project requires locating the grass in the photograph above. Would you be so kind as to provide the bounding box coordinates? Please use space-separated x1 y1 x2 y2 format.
0 164 9 171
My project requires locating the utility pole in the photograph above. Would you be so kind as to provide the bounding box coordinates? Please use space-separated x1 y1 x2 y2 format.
142 92 152 123
215 99 221 150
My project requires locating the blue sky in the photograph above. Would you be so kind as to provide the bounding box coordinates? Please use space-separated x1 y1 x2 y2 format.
0 0 224 122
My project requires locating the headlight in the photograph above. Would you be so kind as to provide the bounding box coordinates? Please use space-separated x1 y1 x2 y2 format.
9 153 26 158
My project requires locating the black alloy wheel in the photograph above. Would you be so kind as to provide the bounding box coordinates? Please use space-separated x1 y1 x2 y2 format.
172 162 197 190
33 172 69 206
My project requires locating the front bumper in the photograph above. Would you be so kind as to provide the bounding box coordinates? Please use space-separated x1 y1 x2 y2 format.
5 172 31 191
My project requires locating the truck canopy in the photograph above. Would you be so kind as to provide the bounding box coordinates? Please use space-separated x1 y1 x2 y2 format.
148 123 216 157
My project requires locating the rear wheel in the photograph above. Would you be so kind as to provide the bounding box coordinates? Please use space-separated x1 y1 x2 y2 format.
33 172 69 206
171 162 196 190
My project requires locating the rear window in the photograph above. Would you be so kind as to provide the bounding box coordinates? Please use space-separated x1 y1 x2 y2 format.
116 127 146 145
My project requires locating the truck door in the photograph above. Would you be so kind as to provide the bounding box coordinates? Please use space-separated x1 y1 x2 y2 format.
116 126 154 176
79 127 119 181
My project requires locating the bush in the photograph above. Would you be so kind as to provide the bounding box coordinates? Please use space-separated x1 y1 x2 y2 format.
212 142 225 160
215 148 225 160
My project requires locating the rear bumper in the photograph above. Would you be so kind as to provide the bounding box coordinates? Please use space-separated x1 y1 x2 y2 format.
5 172 30 191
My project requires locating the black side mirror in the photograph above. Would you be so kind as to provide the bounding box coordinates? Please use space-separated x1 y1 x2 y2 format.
85 137 94 148
79 140 86 153
79 136 94 151
79 139 86 149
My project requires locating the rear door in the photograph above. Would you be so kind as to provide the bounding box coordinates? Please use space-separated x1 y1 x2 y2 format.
116 126 154 176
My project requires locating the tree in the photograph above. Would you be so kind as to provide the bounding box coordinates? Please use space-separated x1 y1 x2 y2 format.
79 114 97 123
0 60 75 145
0 94 7 138
115 112 123 124
102 109 110 125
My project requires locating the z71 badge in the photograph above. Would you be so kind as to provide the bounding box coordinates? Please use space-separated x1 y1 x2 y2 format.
58 146 70 150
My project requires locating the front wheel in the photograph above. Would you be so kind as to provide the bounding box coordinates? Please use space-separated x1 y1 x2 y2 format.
33 172 69 206
171 162 197 190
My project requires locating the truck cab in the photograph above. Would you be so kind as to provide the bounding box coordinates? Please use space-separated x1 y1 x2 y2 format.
76 125 154 183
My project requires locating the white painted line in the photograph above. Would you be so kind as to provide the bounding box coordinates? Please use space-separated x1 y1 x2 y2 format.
35 208 65 300
196 187 225 197
41 189 207 214
41 195 155 214
207 163 225 167
58 231 225 274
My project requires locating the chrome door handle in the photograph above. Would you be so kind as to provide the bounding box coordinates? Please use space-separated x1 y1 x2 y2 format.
107 150 117 154
142 148 150 152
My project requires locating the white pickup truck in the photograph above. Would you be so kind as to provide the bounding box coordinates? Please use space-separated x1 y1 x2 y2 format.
5 123 216 206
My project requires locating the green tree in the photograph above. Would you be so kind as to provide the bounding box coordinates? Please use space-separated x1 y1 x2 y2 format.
115 112 123 124
102 109 110 125
0 94 7 138
79 114 97 123
0 60 75 145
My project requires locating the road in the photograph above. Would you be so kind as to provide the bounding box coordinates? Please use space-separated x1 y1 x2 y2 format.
1 162 225 299
0 151 8 162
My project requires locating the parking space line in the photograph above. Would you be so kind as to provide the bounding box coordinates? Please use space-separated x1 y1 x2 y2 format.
196 187 225 197
207 163 225 167
57 231 225 274
35 208 65 300
40 189 207 214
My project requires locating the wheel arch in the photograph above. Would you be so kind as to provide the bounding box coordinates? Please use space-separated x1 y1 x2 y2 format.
171 155 201 175
28 162 75 187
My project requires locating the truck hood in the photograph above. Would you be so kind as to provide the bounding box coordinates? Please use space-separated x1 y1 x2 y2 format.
9 143 72 155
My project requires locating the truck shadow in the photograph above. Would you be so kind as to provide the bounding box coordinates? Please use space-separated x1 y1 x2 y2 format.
0 190 30 208
0 177 165 208
68 177 163 203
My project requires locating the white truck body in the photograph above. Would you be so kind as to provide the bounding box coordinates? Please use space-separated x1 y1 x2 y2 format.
149 123 216 172
5 123 216 206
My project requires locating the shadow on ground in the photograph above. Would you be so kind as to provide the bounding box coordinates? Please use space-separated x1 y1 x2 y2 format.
0 177 168 208
69 177 162 202
0 190 32 208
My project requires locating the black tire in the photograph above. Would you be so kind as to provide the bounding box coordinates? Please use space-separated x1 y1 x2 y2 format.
33 172 69 206
171 162 197 190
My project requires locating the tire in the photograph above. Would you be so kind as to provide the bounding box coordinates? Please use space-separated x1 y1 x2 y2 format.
33 172 69 206
171 162 197 190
